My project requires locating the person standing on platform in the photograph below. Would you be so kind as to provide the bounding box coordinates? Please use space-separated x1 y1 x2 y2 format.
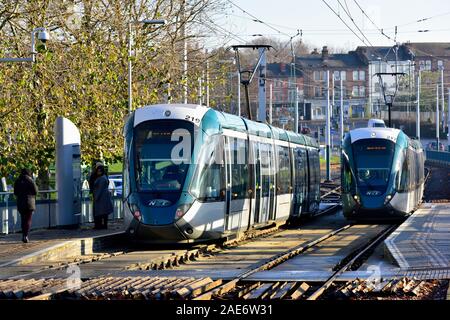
13 168 38 243
92 163 113 229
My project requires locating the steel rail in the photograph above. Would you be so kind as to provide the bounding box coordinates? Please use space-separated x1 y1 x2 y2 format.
307 224 398 300
194 224 352 300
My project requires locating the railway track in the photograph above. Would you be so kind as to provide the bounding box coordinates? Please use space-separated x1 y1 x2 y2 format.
6 181 342 280
320 181 341 204
5 222 396 300
7 169 441 301
0 181 349 300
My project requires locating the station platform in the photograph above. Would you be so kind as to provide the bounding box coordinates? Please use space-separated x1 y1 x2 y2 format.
384 203 450 269
0 221 125 272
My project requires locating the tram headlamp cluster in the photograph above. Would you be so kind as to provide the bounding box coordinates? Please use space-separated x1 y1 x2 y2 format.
175 203 192 220
384 194 393 204
129 203 142 221
353 195 360 203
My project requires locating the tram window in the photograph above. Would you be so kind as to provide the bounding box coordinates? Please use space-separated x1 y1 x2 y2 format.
352 139 395 193
260 143 272 197
314 151 320 186
134 120 193 193
277 145 291 194
295 148 305 184
230 137 249 199
259 143 271 197
295 148 307 202
309 150 319 186
342 157 354 193
414 152 422 187
190 135 225 202
408 150 415 190
399 152 409 192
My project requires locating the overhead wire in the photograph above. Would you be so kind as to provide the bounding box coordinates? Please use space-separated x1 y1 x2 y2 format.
352 0 396 43
336 0 374 47
321 0 368 46
226 0 292 37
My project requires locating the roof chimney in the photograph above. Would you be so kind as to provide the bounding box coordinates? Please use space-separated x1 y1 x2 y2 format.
322 46 329 59
311 48 319 55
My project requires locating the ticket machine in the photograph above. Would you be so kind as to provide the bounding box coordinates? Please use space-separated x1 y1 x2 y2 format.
55 117 81 227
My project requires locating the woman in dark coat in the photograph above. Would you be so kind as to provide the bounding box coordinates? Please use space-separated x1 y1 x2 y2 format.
92 164 113 229
13 168 38 243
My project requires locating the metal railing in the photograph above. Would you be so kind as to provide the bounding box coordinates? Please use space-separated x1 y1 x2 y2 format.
425 150 450 166
0 189 123 235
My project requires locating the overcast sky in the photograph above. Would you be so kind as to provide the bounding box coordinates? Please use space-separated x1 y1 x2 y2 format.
214 0 450 51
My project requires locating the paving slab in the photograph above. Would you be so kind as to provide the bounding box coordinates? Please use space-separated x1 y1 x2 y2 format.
0 222 126 271
384 203 450 269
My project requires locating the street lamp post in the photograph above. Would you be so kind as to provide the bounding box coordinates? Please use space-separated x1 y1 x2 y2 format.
128 19 166 113
0 27 49 63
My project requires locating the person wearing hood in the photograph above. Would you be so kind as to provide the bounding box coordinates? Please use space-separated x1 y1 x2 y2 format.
13 168 38 243
92 163 113 229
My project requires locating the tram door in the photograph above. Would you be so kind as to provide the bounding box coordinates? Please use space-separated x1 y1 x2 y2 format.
224 136 250 232
224 137 232 231
259 143 272 223
294 147 307 216
253 141 261 224
268 143 276 221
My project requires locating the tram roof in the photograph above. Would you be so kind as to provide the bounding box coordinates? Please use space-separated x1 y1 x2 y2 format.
133 104 318 148
213 109 318 147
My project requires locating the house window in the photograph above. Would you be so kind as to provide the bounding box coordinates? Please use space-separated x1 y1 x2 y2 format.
375 82 380 93
359 86 365 96
425 60 432 71
353 70 365 81
314 87 321 97
359 71 365 81
352 86 365 97
438 60 444 69
334 71 346 81
334 87 346 98
314 71 326 81
333 71 340 80
314 86 326 97
419 60 425 71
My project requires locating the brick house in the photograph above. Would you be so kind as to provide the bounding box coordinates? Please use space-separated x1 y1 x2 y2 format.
295 46 368 120
406 42 450 78
266 62 303 127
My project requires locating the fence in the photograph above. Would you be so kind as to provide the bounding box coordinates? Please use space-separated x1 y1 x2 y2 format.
0 189 123 235
425 150 450 166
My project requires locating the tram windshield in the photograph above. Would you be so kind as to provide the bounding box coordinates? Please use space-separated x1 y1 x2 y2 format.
352 139 395 194
134 120 194 193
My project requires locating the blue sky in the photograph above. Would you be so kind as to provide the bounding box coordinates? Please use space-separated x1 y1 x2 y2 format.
215 0 450 50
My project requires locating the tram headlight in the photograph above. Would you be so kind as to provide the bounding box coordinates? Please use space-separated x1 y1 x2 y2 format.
175 203 192 220
129 203 142 221
353 194 360 203
384 194 393 204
